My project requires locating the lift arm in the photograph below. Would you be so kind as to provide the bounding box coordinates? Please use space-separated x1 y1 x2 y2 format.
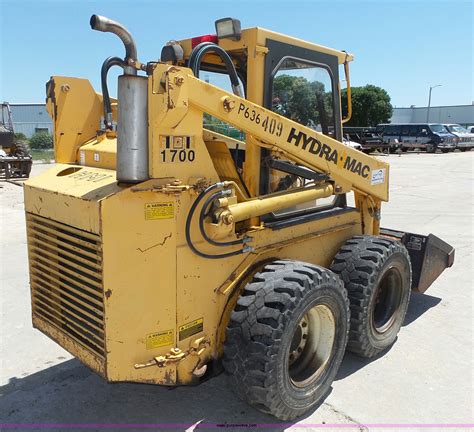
152 64 389 202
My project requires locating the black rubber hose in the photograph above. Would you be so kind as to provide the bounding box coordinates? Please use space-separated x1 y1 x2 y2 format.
188 42 215 71
188 42 242 95
199 190 244 247
101 56 126 129
185 183 246 259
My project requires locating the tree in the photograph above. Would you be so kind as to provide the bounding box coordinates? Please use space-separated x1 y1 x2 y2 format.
341 85 392 127
14 132 28 142
30 132 53 149
273 75 333 130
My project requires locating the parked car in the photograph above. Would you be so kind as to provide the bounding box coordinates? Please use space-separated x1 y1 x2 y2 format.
443 124 474 151
343 127 388 153
376 123 456 153
465 125 474 134
342 137 362 151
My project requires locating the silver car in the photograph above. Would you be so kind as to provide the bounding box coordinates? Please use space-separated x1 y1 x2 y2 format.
443 124 474 151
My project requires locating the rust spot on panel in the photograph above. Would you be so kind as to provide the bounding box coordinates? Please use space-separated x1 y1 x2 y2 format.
161 369 175 385
105 289 112 299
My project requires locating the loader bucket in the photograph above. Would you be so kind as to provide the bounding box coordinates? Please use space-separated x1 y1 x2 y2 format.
380 228 455 293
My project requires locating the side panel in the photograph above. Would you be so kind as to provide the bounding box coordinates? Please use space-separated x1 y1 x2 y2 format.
101 184 178 384
24 166 121 377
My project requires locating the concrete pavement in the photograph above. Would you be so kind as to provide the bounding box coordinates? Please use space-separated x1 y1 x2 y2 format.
1 153 472 431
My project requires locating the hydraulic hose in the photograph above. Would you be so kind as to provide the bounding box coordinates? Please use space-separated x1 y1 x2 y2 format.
199 190 245 247
188 42 214 71
188 42 244 97
100 56 126 129
185 183 250 259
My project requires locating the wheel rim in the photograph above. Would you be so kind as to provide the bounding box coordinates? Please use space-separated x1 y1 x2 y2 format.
372 266 403 333
288 304 336 388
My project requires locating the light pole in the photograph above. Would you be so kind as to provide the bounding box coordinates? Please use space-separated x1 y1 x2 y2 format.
427 84 442 122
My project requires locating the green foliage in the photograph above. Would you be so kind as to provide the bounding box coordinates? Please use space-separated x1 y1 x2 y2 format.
341 85 393 127
14 132 28 142
203 113 244 140
272 75 333 133
29 132 53 150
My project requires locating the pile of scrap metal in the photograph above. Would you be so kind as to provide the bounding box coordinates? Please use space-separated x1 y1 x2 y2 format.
0 102 32 180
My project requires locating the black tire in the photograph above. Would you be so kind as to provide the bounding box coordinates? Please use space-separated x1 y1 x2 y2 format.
12 140 31 157
401 147 408 152
330 236 411 358
426 144 436 153
223 260 349 420
441 149 450 153
460 148 467 152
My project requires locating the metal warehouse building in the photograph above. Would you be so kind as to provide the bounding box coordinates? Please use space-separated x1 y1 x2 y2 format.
391 104 474 126
9 103 52 138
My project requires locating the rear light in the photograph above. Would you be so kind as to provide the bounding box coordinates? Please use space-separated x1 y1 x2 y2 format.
191 34 218 48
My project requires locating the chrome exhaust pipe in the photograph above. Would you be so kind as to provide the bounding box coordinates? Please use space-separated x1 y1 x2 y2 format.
90 14 137 75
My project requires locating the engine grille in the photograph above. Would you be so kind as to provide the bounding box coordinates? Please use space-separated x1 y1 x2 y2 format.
26 213 105 359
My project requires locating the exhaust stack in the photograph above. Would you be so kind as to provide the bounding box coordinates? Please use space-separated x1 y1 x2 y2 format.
90 14 137 74
90 14 148 184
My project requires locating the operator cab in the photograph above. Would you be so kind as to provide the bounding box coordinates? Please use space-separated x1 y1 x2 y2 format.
166 19 353 219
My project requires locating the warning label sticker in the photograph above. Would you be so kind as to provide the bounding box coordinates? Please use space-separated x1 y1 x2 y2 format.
146 329 174 350
145 202 174 220
179 318 203 341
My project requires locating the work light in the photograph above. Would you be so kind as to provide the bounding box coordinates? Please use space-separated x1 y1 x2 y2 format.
215 18 241 41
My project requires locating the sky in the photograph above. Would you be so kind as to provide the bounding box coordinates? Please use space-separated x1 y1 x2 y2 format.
0 0 472 108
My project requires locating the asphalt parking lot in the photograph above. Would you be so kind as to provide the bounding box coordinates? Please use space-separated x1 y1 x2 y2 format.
1 152 472 431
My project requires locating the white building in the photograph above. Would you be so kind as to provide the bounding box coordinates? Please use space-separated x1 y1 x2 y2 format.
391 104 474 126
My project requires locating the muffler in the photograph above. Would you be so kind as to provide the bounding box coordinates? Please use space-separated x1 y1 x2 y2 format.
91 14 149 184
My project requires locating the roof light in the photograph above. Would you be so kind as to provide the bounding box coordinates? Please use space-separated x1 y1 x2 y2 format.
191 34 218 48
215 18 241 41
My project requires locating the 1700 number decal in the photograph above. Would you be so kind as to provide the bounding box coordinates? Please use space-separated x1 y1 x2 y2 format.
160 136 195 163
238 103 283 137
161 149 195 163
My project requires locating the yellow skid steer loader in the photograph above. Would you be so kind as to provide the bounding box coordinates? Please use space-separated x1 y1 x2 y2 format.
24 15 454 419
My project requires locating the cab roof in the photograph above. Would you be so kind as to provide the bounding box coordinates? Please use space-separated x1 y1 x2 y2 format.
178 26 353 65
